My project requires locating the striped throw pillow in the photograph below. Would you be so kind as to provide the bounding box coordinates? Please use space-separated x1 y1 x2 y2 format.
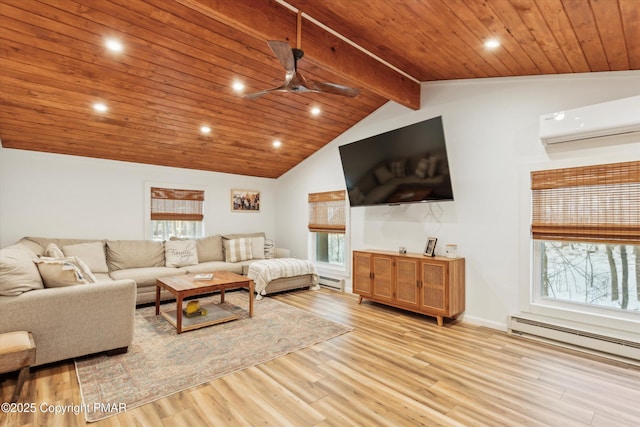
223 238 253 263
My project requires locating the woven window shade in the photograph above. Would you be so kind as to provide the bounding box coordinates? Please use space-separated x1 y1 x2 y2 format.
150 187 204 221
308 190 346 233
531 161 640 244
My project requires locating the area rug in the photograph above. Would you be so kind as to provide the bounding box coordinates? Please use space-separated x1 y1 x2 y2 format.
75 291 352 422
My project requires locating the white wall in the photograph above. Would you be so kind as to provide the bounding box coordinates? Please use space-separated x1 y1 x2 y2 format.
0 149 277 247
276 70 640 330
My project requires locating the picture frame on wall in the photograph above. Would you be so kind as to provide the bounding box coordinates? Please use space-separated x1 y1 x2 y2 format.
424 237 437 257
231 189 260 212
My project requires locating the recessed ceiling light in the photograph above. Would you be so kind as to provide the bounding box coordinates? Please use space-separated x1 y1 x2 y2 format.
105 39 124 53
272 140 282 148
484 39 500 49
232 81 245 92
93 103 108 112
310 107 321 116
200 126 211 134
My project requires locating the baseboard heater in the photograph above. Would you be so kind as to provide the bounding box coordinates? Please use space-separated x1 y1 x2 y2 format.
508 315 640 362
318 276 345 291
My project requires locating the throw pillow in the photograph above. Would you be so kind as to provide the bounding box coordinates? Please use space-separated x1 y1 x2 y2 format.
223 238 253 263
414 157 430 178
389 160 406 177
196 235 224 262
374 165 395 184
62 242 109 273
106 240 165 270
0 244 45 296
45 243 65 258
264 239 275 259
251 236 265 259
33 256 96 288
165 240 199 268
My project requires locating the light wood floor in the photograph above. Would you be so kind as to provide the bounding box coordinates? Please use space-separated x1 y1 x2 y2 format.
2 288 639 426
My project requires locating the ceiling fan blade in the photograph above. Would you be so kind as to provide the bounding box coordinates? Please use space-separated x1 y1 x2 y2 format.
310 81 360 97
242 82 294 99
267 40 295 73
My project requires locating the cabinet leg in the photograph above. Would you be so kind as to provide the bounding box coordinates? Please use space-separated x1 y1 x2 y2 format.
358 295 363 304
437 316 443 327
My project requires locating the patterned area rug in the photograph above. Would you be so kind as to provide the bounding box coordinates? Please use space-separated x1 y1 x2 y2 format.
75 291 352 422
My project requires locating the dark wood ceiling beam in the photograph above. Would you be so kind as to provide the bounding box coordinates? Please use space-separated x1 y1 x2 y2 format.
175 0 421 110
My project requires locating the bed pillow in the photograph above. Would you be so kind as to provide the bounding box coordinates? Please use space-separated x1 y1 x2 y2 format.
63 242 109 273
223 238 253 263
165 239 199 268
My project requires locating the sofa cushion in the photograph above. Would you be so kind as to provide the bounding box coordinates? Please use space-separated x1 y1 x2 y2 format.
264 239 275 259
179 261 242 274
63 242 109 273
389 159 406 177
196 235 224 262
15 238 44 256
222 233 265 259
33 257 96 288
45 243 65 258
0 244 44 296
109 267 186 287
223 238 253 262
106 240 165 271
165 239 199 268
374 165 394 184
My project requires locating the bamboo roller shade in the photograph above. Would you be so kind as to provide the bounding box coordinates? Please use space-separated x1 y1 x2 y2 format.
531 161 639 244
308 190 346 233
151 187 204 221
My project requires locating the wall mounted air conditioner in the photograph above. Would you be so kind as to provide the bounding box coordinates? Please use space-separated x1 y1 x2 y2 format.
539 95 640 145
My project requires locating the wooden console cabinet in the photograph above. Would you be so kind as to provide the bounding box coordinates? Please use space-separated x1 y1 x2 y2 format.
353 250 465 326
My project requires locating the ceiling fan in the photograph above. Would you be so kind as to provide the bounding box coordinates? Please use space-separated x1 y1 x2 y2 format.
243 12 360 100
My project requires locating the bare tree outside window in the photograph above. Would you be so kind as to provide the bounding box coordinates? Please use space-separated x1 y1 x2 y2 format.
541 241 639 311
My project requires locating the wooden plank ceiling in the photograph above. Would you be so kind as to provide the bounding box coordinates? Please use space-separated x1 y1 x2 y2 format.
1 0 637 178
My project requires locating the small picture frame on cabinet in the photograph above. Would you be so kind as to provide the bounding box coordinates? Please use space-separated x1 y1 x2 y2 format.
424 237 437 257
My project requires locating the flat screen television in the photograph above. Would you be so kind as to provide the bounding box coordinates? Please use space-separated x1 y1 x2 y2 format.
338 115 454 207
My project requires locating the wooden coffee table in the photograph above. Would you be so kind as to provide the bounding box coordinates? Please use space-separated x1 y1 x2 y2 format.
155 271 254 334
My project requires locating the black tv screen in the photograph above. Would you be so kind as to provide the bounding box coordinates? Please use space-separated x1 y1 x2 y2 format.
338 116 454 207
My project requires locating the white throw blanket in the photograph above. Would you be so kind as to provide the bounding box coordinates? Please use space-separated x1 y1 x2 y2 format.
247 258 319 299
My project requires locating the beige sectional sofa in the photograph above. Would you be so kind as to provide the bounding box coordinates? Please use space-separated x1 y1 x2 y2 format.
0 240 136 366
0 232 314 365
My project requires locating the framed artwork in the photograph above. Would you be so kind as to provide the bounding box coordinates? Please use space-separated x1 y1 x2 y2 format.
231 189 260 212
424 237 437 257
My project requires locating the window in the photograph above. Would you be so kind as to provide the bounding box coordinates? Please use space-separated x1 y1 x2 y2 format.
308 190 347 267
150 187 205 241
531 161 640 314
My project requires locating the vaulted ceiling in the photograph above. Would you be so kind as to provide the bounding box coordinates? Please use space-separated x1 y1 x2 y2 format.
1 0 637 178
